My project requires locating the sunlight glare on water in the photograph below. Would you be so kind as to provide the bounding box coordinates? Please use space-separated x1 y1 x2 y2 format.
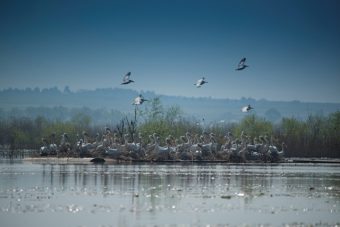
0 161 339 227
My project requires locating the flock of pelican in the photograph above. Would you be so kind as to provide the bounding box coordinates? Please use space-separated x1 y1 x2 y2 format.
40 57 285 162
123 57 253 112
40 129 285 162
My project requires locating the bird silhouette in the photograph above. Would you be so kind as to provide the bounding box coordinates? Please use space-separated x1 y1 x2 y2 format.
133 94 148 105
194 77 208 88
241 104 254 112
121 72 134 85
236 58 249 71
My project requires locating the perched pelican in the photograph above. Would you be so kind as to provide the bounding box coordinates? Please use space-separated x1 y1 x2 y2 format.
105 127 111 134
133 94 148 105
236 58 248 71
121 72 134 85
40 137 49 156
241 104 254 113
194 77 208 88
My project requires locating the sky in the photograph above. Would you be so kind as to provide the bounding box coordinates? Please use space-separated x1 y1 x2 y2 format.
0 0 339 103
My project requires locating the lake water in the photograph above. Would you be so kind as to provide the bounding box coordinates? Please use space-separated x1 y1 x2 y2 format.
0 160 339 227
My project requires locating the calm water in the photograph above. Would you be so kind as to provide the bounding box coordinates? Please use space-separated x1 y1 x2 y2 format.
0 160 339 227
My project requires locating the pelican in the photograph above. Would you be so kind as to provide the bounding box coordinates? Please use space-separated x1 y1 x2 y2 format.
104 127 111 135
236 58 248 71
194 77 208 88
133 94 148 105
40 137 49 156
241 104 254 113
121 72 134 85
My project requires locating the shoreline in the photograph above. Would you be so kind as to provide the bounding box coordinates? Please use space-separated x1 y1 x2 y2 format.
19 157 340 165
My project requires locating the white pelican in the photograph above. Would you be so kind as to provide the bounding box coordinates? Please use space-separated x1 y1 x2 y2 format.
236 58 248 71
121 72 134 85
133 94 148 105
241 104 254 112
194 77 208 88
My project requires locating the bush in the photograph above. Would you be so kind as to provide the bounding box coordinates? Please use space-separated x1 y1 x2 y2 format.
0 101 339 158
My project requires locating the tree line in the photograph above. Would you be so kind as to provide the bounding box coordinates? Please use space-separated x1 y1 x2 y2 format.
0 98 339 158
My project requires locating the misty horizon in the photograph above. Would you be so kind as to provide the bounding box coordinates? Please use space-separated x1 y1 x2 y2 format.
1 85 340 104
1 1 339 104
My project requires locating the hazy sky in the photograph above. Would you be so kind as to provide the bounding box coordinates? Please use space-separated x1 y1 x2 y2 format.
1 0 339 103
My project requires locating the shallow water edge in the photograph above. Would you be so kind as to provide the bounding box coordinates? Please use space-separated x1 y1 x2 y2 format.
1 160 340 227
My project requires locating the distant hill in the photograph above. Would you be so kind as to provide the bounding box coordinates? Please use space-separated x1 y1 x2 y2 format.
1 87 339 123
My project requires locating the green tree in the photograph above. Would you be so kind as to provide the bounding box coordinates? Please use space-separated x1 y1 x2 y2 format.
279 117 307 156
234 114 273 139
71 113 91 128
140 97 164 121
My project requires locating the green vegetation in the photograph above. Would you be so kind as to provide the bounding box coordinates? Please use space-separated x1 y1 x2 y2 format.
137 97 200 140
0 98 339 158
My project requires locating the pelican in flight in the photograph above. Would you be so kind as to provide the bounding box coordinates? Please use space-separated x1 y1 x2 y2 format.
194 77 208 88
133 94 148 105
121 72 134 85
236 58 248 71
241 104 254 112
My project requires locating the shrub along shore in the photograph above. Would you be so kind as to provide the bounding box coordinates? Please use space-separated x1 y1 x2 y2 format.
0 103 339 158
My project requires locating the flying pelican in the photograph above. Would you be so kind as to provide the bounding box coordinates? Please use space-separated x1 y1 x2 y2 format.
121 72 134 85
241 104 254 112
236 58 248 71
194 77 208 88
133 94 148 105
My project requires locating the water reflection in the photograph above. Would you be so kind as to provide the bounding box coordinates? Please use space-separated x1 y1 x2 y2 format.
28 163 340 209
0 162 340 226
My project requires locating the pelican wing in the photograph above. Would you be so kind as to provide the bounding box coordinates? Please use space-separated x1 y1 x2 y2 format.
238 58 246 68
134 95 147 105
241 106 249 112
133 96 142 105
122 72 131 83
195 78 206 87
